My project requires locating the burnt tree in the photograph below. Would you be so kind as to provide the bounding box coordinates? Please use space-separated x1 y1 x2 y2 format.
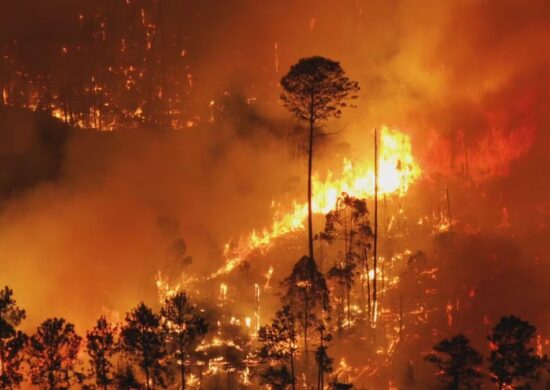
281 56 359 263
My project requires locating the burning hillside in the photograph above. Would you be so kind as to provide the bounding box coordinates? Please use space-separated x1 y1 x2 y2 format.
1 0 550 389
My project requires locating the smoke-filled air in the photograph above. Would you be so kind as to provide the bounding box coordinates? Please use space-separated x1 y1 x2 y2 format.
0 0 549 389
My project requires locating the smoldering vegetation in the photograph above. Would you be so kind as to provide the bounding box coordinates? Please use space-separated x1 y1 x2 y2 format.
0 0 549 388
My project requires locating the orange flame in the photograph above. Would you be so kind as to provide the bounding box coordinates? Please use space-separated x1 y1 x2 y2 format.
214 126 421 277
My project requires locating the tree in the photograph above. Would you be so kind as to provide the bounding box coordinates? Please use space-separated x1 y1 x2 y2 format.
27 318 83 390
315 324 333 390
326 264 353 337
281 56 360 263
0 286 27 389
259 365 293 390
282 256 329 381
424 334 483 390
114 364 142 390
488 315 548 389
258 305 298 390
321 193 372 330
160 292 208 390
86 316 117 390
120 303 168 389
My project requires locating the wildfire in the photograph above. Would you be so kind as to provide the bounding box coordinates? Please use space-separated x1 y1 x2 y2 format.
215 126 421 276
155 270 200 303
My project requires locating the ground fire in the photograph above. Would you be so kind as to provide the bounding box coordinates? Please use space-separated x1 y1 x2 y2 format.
0 1 549 389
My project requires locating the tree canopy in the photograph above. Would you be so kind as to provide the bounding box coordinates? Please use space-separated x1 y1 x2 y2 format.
86 316 117 390
27 318 83 390
0 286 27 389
280 56 359 126
425 334 483 390
488 315 548 389
120 303 168 389
161 292 208 390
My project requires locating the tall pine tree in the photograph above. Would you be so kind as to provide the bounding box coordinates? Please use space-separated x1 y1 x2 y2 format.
0 286 27 389
86 316 117 390
27 318 83 390
488 315 548 389
121 303 169 389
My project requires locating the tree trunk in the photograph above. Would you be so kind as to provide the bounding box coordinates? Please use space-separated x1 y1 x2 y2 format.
101 361 108 390
346 281 351 329
372 128 379 328
290 347 296 390
305 97 314 387
452 375 458 390
145 365 151 390
317 359 322 390
180 338 186 390
361 246 368 323
366 254 371 325
307 108 314 262
303 289 310 385
317 328 324 390
48 367 56 390
0 343 5 381
338 279 344 338
346 214 352 329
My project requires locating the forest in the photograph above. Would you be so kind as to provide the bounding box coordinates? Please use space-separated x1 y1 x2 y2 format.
1 0 550 389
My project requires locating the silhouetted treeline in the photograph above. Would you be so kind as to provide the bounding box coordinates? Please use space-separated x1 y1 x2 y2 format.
0 287 209 389
2 279 549 389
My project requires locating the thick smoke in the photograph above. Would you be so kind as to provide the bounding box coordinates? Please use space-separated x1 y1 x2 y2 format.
0 4 549 385
0 107 296 327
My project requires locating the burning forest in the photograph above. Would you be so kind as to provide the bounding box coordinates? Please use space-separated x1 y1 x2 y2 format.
1 0 550 389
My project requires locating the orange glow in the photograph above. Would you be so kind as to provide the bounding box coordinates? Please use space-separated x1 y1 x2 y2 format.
214 126 421 277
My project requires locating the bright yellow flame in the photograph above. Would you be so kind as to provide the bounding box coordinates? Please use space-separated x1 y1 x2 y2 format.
212 126 421 277
155 271 198 303
51 108 65 121
219 283 228 301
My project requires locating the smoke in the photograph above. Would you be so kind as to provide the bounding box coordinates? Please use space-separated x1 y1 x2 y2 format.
0 4 549 387
0 106 296 327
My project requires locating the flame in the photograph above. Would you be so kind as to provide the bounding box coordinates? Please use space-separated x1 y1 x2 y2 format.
536 334 543 357
214 126 421 276
264 266 274 289
425 123 535 180
244 317 252 328
155 270 199 303
219 283 228 302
